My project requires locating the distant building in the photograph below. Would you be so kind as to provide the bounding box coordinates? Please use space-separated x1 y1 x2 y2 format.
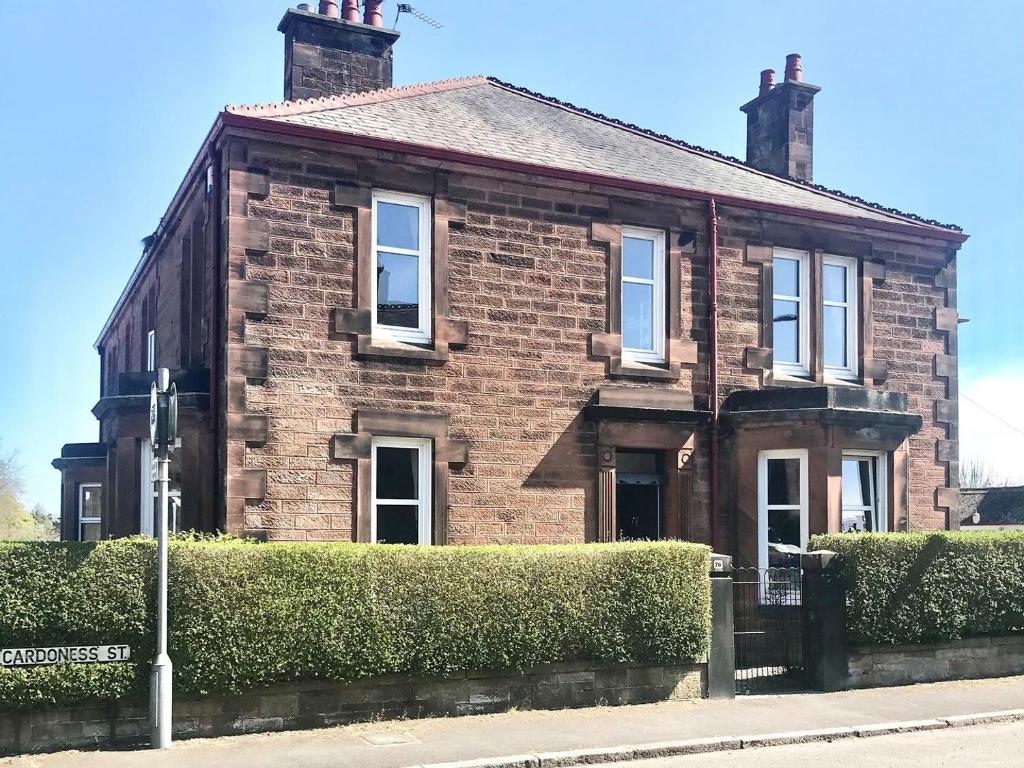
960 487 1024 531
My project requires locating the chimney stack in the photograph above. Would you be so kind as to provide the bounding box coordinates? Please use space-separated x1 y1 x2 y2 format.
740 54 821 181
278 1 400 101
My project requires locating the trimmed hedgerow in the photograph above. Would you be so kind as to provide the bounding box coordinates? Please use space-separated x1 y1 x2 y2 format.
0 540 154 711
810 532 1024 647
0 539 710 710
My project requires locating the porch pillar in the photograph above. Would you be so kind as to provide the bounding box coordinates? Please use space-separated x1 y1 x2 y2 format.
597 446 616 542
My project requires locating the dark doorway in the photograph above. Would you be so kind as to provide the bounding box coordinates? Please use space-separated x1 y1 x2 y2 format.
616 451 664 540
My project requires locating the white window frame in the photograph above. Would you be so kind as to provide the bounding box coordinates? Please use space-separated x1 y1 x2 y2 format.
822 254 859 380
146 329 156 372
370 436 433 545
772 248 811 377
757 448 809 573
841 451 888 533
620 226 666 364
78 483 102 541
370 190 432 345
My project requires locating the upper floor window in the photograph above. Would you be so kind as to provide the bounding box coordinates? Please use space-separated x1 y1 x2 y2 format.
78 483 103 541
146 329 156 372
822 255 858 379
621 227 666 364
772 249 810 377
371 436 432 544
772 249 859 381
371 191 432 344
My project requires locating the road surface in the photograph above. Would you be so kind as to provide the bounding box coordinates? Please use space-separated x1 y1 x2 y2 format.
604 721 1024 767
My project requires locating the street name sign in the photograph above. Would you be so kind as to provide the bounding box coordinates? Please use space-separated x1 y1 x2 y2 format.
1 645 130 667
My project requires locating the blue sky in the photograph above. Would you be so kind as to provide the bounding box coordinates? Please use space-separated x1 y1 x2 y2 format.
1 0 1022 515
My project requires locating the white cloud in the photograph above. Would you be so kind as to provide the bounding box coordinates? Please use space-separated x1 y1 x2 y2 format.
959 364 1024 485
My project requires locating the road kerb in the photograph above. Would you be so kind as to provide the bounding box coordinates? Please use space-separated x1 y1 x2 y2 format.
417 755 540 768
536 745 635 766
740 726 855 748
941 709 1024 728
630 737 742 760
413 709 1024 768
853 719 947 737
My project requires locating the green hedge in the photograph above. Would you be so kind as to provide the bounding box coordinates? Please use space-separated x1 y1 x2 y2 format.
810 532 1024 646
0 540 710 711
0 541 153 710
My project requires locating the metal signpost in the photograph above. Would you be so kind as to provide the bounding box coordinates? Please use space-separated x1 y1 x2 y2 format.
149 369 177 749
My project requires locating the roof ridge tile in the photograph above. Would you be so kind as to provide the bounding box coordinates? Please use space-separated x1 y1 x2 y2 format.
225 75 490 118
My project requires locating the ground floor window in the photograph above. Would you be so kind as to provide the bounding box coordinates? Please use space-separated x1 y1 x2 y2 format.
841 452 888 532
78 483 103 541
757 449 808 570
371 436 432 544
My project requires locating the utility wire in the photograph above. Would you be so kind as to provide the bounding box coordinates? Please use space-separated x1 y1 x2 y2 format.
961 392 1024 439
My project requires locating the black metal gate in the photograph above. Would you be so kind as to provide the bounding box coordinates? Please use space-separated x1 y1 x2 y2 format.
733 567 805 694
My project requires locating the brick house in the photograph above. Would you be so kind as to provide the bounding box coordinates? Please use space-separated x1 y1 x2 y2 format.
53 1 966 568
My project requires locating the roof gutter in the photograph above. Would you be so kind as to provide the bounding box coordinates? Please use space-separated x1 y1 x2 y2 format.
220 111 969 244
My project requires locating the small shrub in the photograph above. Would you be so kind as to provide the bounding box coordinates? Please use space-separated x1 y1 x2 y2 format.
810 532 1024 646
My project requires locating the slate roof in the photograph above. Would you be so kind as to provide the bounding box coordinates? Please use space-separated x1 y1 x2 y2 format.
227 76 962 235
960 487 1024 526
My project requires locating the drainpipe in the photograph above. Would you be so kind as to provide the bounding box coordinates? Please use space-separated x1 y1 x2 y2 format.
708 199 720 552
209 147 224 533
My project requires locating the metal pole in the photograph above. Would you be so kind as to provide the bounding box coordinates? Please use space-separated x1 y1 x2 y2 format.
150 370 173 749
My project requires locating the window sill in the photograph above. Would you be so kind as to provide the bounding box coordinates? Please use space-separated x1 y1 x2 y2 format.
332 307 468 364
770 370 865 388
823 373 863 388
614 360 681 381
623 353 666 367
771 369 814 386
356 335 450 363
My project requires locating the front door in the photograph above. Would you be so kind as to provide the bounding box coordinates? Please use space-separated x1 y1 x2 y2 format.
616 451 664 540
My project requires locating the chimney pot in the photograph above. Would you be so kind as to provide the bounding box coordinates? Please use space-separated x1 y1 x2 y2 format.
759 69 775 97
341 0 360 22
785 53 802 82
363 0 384 26
318 0 339 17
297 3 314 11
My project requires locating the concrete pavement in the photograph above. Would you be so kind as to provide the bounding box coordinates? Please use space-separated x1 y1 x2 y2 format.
1 676 1022 768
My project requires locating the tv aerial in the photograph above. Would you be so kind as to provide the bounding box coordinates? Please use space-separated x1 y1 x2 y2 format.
394 3 443 29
